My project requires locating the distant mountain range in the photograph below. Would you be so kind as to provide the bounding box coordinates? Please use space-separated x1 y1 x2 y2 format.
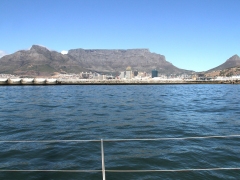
0 45 239 77
0 45 193 76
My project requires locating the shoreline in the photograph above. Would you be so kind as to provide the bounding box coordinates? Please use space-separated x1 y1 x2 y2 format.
0 78 239 85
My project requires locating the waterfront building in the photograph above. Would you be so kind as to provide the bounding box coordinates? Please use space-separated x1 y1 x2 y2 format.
93 73 105 80
125 70 132 79
124 66 132 79
134 70 138 76
152 70 158 78
118 67 135 79
119 72 125 79
81 72 90 79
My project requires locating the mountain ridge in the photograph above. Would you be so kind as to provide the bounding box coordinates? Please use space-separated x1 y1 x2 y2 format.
203 54 240 77
1 45 239 77
0 45 194 76
67 47 192 75
207 54 240 72
0 45 89 76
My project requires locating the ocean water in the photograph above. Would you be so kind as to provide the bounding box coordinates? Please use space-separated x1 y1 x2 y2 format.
0 85 239 180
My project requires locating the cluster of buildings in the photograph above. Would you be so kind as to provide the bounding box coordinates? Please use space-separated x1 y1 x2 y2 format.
118 67 148 79
2 66 240 81
215 75 240 81
52 68 224 81
111 68 194 80
77 67 150 80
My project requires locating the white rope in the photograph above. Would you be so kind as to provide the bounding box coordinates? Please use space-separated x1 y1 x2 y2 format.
0 140 100 143
0 168 239 173
103 134 240 142
0 170 101 172
0 134 239 143
106 167 240 172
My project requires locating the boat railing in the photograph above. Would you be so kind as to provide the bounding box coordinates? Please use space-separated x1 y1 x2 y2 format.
0 135 240 180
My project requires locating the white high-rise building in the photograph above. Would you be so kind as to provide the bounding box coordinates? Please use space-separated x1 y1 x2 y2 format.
119 72 125 79
125 70 132 79
125 66 132 79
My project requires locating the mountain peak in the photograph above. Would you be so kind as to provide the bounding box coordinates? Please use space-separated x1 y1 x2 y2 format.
30 45 50 53
227 54 240 62
207 54 240 72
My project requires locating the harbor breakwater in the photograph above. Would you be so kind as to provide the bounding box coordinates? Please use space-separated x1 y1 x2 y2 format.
0 78 57 85
0 78 239 85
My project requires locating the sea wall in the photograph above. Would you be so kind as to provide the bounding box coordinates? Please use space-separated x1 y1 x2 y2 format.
0 78 239 85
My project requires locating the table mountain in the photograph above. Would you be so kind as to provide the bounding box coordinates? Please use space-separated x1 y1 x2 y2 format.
0 45 194 76
68 48 193 75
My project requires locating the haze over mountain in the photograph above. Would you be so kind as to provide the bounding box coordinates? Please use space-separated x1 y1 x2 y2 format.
0 50 7 58
0 45 194 76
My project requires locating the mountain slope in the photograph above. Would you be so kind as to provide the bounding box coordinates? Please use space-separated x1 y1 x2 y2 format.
207 55 240 72
0 45 89 76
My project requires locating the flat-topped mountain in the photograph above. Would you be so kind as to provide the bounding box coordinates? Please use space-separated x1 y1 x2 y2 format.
0 45 89 76
68 48 193 75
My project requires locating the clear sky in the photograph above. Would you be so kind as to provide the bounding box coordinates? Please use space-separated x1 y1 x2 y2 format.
1 0 239 71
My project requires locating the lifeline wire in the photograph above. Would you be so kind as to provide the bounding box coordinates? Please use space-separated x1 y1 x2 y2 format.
0 134 240 143
0 135 240 174
106 167 240 172
0 168 240 173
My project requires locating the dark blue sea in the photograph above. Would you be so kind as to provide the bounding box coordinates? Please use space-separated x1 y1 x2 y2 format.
0 85 239 180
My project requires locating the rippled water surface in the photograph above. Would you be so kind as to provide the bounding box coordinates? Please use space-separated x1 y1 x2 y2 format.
0 85 239 179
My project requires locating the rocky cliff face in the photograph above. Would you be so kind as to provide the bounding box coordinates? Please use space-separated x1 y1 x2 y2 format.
68 48 192 75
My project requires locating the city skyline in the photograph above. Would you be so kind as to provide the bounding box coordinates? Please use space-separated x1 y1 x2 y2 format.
1 0 239 72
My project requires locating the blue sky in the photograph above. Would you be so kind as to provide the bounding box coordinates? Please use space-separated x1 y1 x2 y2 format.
1 0 239 71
